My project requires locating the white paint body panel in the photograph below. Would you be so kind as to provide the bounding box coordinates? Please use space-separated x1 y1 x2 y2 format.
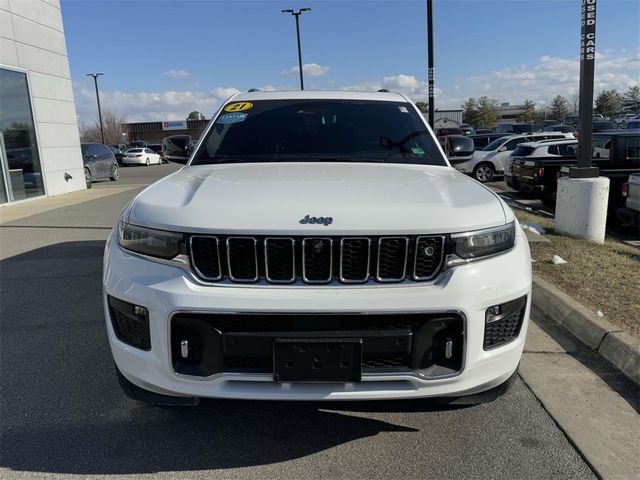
104 90 531 401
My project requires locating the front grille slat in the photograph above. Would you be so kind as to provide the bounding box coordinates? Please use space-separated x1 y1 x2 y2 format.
377 237 409 282
302 238 333 283
226 237 258 282
190 235 446 285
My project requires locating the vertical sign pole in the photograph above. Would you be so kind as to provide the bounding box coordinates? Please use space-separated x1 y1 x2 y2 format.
572 0 598 177
427 0 435 128
295 13 304 91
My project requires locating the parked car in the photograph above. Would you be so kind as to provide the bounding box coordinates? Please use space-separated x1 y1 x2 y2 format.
122 147 163 166
506 139 579 191
129 140 149 148
510 131 640 209
543 125 578 137
494 123 535 134
81 143 119 188
468 133 510 150
146 143 165 163
615 113 637 127
617 173 640 227
435 126 464 147
105 90 531 406
108 144 126 166
624 120 640 130
454 132 574 182
593 120 619 132
562 115 579 126
458 123 475 136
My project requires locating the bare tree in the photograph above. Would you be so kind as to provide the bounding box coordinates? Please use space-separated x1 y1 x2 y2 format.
80 110 128 145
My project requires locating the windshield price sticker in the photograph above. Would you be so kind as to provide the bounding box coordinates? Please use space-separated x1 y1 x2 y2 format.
224 102 253 112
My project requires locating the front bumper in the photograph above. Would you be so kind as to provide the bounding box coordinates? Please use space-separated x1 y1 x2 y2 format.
103 229 532 401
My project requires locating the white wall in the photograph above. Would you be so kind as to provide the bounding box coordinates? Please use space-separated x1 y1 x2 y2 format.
0 0 85 198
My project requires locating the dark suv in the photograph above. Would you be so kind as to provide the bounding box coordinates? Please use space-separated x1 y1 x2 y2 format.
494 123 535 134
81 143 119 188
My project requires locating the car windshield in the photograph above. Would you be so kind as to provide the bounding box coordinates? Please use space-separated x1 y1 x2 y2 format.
483 137 509 151
126 148 143 153
191 99 446 166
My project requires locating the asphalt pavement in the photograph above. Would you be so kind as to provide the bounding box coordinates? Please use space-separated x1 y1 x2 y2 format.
0 164 597 479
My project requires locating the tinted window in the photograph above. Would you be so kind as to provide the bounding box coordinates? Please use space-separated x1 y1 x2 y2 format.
594 121 617 131
626 121 640 129
126 148 143 153
558 143 577 156
192 100 445 166
547 145 559 155
512 146 535 157
592 136 611 159
626 138 640 160
483 137 509 151
505 138 525 150
494 125 511 133
472 137 490 149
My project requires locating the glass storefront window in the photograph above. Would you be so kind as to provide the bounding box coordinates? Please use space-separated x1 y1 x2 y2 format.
0 67 46 203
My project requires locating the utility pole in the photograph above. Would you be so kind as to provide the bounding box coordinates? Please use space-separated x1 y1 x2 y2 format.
282 8 311 90
86 73 105 144
427 0 435 128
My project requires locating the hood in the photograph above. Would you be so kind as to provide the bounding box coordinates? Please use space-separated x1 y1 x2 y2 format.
127 163 508 235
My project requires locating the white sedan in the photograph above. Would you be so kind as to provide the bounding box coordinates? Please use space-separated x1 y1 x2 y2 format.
123 148 162 166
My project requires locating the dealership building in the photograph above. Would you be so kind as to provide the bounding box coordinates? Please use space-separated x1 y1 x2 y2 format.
0 0 85 205
125 119 209 144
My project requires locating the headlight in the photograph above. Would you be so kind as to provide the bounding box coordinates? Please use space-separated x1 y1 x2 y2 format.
448 222 516 265
118 222 184 259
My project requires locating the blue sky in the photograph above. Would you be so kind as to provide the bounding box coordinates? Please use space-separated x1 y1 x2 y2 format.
62 0 640 123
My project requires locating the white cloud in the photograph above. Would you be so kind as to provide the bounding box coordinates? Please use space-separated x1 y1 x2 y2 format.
165 69 191 79
74 83 239 123
281 63 332 77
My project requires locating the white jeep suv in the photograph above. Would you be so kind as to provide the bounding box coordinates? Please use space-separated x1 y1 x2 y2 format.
104 90 531 405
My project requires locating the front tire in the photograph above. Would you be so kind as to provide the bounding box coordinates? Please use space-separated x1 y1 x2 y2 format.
110 166 119 181
84 168 92 189
473 163 494 183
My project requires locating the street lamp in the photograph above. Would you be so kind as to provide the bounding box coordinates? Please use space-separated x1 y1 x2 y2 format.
86 73 105 144
281 8 311 90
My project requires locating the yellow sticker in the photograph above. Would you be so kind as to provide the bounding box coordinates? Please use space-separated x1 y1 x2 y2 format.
224 102 253 112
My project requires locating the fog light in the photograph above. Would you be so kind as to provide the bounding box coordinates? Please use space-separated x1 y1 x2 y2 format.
487 305 502 318
483 296 527 350
134 305 148 316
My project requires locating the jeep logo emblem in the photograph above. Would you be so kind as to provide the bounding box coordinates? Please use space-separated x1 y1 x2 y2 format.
299 215 333 226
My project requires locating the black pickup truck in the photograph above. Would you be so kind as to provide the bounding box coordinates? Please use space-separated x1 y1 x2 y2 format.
510 131 640 209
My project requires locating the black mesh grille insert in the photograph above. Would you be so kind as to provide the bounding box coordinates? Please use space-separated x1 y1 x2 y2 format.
414 236 444 280
340 238 370 282
377 237 408 280
265 238 295 282
108 297 151 351
483 297 527 349
227 237 258 281
303 238 332 282
190 236 221 279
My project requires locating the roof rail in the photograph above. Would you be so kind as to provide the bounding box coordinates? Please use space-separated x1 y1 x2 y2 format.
247 88 261 92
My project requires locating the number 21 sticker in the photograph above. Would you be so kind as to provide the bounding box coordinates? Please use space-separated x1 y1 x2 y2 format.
224 102 253 112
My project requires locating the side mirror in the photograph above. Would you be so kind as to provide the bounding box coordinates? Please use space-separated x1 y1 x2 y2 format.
445 135 474 157
498 146 507 152
162 135 193 164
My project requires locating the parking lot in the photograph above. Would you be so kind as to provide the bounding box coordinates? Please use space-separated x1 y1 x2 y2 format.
1 164 631 479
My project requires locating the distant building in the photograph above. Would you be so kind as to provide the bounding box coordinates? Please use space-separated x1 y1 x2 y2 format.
428 109 464 128
0 0 85 205
125 119 209 144
496 102 526 124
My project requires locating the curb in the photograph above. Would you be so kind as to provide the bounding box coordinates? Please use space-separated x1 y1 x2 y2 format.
532 275 640 385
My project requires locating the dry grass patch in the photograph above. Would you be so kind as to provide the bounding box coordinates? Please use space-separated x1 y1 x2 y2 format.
515 210 640 339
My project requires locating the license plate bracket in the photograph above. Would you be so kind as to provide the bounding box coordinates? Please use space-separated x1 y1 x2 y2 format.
273 338 362 383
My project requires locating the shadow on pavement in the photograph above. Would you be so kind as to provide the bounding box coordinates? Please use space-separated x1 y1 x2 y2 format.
0 241 422 475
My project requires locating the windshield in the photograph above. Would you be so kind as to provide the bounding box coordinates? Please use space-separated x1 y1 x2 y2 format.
126 148 143 153
191 99 446 166
483 137 509 151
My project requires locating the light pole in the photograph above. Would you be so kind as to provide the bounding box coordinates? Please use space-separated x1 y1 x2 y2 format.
426 0 435 128
86 73 105 144
282 8 311 90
